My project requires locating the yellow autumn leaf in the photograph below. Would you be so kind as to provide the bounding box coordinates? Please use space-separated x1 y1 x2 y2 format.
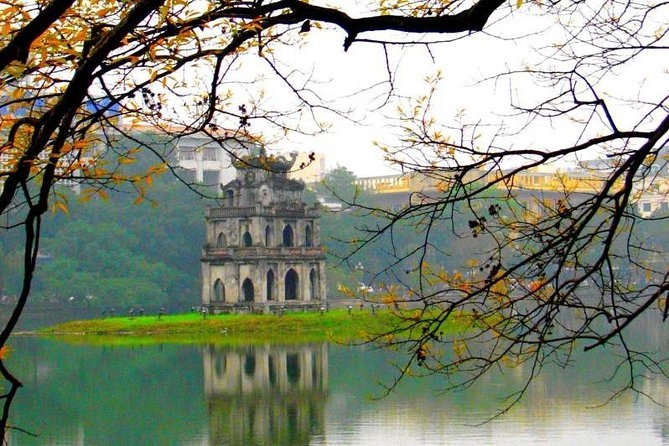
243 20 263 32
501 354 517 368
4 62 26 79
97 7 115 18
453 339 467 359
52 201 69 215
78 189 94 202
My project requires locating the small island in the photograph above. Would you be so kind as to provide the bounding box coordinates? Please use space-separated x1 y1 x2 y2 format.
39 308 398 344
36 307 469 346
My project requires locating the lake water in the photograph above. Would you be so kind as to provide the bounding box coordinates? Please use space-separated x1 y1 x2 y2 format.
4 335 669 445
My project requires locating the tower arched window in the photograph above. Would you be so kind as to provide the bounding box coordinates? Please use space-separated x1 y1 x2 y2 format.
285 269 298 300
242 278 255 302
305 224 313 247
224 189 234 206
265 225 274 247
216 233 227 248
282 224 294 247
260 186 270 205
242 231 253 247
213 279 225 302
309 269 317 300
267 269 275 301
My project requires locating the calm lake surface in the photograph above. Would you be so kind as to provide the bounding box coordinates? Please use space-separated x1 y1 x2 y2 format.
4 332 669 445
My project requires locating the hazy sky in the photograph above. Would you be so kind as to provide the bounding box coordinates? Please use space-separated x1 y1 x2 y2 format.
262 5 666 177
265 10 546 177
138 4 666 179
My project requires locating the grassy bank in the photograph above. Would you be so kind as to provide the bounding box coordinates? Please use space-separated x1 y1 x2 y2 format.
36 308 471 346
37 309 399 345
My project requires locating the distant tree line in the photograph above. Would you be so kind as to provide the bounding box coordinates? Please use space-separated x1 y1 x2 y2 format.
0 177 204 312
1 164 666 313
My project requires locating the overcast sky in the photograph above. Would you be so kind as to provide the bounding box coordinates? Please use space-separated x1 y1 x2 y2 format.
139 4 666 178
255 5 667 178
263 9 546 177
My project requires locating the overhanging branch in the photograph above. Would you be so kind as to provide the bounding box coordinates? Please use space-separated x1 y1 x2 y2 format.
279 0 506 49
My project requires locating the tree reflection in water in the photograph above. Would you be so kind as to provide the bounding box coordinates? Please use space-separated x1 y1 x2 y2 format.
4 334 669 445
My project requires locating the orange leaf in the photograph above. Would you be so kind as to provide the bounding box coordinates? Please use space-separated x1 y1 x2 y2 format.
0 345 12 360
52 201 69 215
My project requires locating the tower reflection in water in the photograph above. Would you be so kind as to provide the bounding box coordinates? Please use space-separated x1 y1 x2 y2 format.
202 343 328 445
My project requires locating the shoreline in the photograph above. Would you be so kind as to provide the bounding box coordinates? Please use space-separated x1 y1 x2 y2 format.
31 308 403 344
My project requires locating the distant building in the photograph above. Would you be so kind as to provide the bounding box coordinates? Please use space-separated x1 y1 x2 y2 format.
173 132 326 187
637 192 669 217
174 132 257 186
577 147 669 217
353 161 669 218
200 147 327 312
355 174 407 192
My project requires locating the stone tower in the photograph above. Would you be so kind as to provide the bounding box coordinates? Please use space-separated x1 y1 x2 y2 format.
201 148 326 312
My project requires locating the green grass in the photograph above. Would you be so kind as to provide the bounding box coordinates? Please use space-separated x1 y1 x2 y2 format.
36 309 398 344
35 308 473 346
